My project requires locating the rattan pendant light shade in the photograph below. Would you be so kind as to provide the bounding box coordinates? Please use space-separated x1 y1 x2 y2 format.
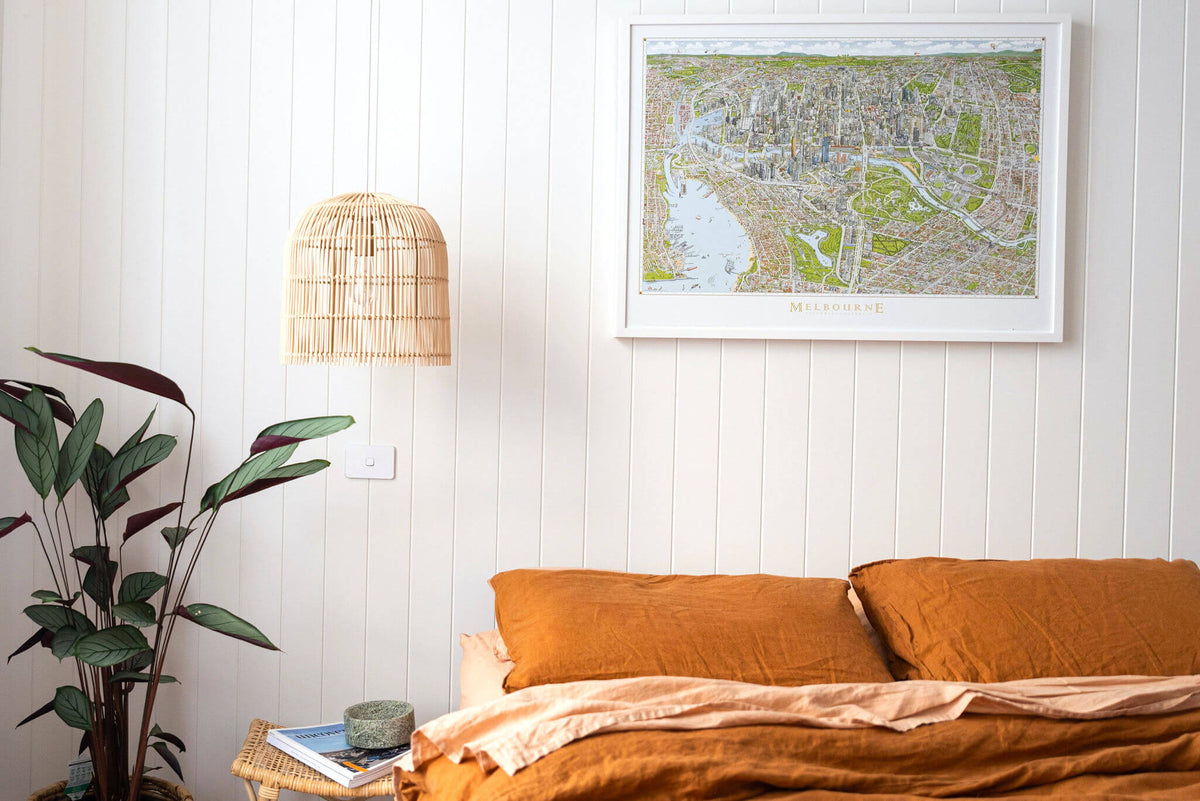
281 192 451 365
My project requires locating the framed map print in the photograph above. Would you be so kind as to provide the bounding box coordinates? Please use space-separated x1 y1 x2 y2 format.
616 15 1071 341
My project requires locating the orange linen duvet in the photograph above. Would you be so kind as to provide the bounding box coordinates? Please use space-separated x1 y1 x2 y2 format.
396 675 1200 800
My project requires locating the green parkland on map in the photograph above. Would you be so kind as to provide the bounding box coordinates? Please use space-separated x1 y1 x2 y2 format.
640 37 1044 296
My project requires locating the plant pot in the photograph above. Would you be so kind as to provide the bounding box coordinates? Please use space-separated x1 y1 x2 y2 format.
27 777 193 801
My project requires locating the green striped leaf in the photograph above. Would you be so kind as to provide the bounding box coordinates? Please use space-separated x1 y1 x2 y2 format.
117 407 155 457
220 459 330 505
73 625 151 667
199 444 297 512
249 415 354 455
14 388 58 499
23 604 92 634
110 671 176 685
50 626 87 660
113 601 157 627
53 686 92 731
103 433 175 496
174 603 278 650
0 389 38 432
161 526 192 550
55 398 103 500
118 571 168 604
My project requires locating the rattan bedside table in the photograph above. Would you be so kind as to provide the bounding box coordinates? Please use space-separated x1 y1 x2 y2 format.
231 719 396 800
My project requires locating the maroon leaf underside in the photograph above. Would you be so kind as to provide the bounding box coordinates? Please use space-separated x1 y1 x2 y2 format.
16 698 55 729
248 434 306 455
27 349 190 409
220 471 318 505
122 502 182 542
109 462 167 497
7 627 52 663
0 381 76 426
151 740 184 781
0 512 33 540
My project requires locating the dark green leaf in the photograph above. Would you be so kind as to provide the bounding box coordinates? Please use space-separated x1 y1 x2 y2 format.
73 625 151 667
100 486 130 521
221 459 331 505
82 560 118 607
51 626 86 660
118 572 168 604
55 398 103 500
0 512 33 540
53 685 92 731
150 724 187 752
70 544 110 568
125 650 154 672
0 388 38 432
82 443 133 520
150 740 184 781
8 627 52 662
174 603 279 650
161 526 192 550
103 433 176 496
23 604 92 634
31 589 64 603
14 388 58 499
249 415 355 455
117 407 155 457
112 601 157 627
82 444 112 509
200 444 297 512
123 502 182 542
26 349 190 409
109 671 177 685
17 698 55 729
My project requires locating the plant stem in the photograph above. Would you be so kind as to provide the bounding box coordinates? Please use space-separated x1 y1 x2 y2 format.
28 520 66 600
128 409 194 801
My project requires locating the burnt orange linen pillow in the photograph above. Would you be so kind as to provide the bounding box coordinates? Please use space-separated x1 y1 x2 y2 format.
491 569 894 691
849 557 1200 683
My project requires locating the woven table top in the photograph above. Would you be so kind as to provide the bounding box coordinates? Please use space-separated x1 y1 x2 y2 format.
231 718 395 799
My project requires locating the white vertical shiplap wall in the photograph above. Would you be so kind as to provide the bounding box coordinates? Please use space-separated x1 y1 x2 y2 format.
0 0 1197 797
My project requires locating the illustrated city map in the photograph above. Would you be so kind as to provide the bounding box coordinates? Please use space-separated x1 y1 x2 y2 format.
640 37 1044 296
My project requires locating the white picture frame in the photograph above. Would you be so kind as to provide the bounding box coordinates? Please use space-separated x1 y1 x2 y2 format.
616 14 1071 341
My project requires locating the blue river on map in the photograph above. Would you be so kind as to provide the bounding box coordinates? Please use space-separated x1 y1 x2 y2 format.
643 158 752 294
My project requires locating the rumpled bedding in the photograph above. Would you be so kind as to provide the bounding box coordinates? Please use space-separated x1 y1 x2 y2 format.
396 674 1200 800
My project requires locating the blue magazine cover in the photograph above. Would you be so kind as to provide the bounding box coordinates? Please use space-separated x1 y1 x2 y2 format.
266 723 410 788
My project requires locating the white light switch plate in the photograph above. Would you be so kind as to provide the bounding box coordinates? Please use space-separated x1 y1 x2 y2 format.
344 444 395 480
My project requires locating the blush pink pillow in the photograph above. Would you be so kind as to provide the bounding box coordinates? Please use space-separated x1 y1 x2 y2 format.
459 629 514 709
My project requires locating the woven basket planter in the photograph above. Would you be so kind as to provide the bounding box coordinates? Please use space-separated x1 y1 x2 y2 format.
27 777 192 801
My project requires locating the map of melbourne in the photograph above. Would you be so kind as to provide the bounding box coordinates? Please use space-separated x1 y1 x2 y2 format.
640 37 1044 296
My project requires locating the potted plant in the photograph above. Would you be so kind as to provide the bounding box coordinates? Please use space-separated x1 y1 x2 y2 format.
1 348 353 801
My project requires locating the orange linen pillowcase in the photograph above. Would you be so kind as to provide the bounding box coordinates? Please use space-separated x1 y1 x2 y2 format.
459 629 514 709
849 557 1200 683
491 569 894 691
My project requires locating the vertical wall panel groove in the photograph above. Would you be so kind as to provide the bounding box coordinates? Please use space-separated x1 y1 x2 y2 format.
1077 0 1139 558
1123 0 1185 558
1173 1 1200 563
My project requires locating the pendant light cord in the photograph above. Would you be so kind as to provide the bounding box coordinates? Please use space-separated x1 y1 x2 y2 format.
366 0 376 193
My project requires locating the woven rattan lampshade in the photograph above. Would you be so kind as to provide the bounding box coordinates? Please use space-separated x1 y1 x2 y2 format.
281 192 451 365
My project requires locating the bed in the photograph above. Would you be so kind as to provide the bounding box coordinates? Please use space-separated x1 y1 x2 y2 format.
396 558 1200 800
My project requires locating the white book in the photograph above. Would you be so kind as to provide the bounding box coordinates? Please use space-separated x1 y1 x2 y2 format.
266 722 410 788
